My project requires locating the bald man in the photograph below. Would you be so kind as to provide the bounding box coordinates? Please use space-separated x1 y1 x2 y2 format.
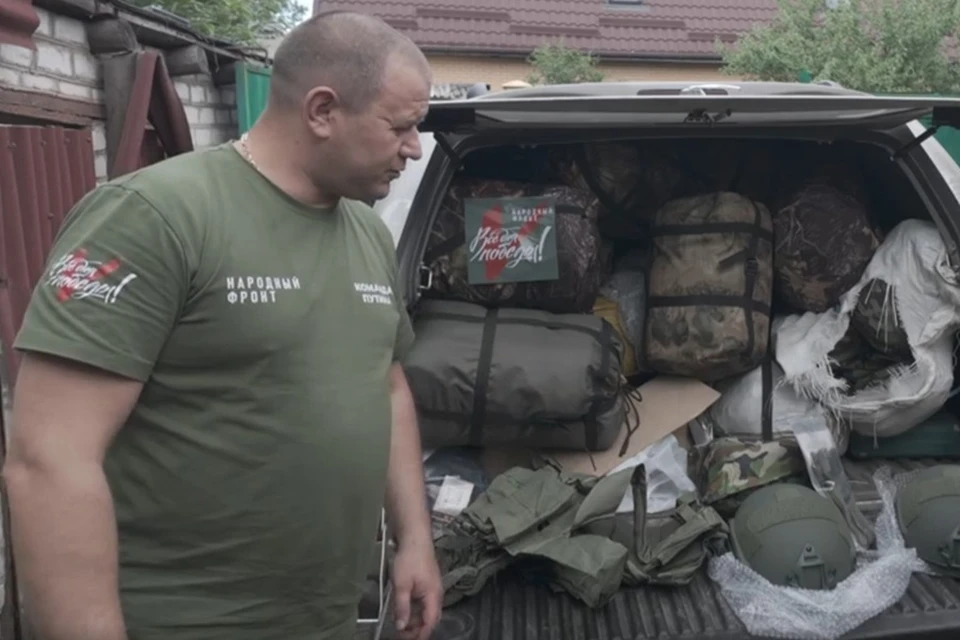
4 10 441 640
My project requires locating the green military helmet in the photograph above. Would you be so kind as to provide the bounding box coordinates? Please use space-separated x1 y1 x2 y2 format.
896 464 960 577
729 483 856 590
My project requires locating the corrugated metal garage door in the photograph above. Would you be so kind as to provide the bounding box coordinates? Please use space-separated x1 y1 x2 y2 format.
0 124 96 382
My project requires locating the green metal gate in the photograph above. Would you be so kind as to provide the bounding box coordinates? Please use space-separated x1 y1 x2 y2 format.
235 63 272 134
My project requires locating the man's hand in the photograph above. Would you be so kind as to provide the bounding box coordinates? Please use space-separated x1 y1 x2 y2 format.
391 539 443 640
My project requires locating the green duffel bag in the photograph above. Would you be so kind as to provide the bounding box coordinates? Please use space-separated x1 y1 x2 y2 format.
403 299 626 451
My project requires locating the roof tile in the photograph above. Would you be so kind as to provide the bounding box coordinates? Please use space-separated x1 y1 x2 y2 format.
313 0 780 60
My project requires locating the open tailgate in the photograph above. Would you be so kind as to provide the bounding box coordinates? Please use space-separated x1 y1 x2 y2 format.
420 93 960 132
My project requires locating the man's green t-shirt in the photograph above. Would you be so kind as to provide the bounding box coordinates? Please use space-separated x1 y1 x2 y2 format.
14 144 415 639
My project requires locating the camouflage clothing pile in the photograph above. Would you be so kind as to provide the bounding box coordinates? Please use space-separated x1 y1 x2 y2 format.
827 278 915 396
851 278 912 360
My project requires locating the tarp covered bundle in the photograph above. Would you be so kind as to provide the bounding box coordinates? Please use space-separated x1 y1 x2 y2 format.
403 300 626 451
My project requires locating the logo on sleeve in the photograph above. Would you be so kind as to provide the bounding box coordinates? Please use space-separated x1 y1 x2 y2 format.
45 249 138 304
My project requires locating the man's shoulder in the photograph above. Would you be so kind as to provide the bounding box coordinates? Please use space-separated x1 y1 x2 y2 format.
106 144 237 210
340 198 396 252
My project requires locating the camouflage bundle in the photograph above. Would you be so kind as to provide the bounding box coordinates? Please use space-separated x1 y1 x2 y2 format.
423 178 604 314
774 174 881 312
694 436 810 520
643 191 774 381
550 142 676 229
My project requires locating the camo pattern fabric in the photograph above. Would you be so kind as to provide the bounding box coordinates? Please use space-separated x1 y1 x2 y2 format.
773 175 881 313
548 141 686 235
694 436 809 517
851 278 912 359
424 178 603 314
643 192 774 381
713 473 812 520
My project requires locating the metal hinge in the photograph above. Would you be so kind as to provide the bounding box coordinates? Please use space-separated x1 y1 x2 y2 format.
892 125 940 160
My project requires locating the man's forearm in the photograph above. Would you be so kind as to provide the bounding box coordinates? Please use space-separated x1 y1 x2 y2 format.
384 364 432 548
3 461 126 640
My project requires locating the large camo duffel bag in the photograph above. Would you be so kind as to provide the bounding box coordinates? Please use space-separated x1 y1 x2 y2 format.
423 178 604 314
644 191 774 381
403 299 626 451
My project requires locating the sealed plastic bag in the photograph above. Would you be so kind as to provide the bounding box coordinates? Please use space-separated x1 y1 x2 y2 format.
605 433 696 515
597 247 650 376
707 354 851 455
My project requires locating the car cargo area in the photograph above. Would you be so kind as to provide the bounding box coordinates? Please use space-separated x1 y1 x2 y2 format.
395 131 960 640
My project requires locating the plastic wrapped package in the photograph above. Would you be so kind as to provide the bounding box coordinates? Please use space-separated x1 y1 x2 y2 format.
605 433 697 515
423 448 491 539
596 247 650 376
707 355 851 455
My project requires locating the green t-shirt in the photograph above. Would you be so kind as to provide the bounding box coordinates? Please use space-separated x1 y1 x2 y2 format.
14 144 415 639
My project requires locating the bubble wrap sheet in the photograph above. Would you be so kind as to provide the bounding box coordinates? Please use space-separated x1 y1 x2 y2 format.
707 466 930 639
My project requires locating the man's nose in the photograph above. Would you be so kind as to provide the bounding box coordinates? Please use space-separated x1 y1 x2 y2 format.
401 130 423 162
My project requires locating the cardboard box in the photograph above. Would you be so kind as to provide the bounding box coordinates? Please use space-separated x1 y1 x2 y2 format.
547 376 720 477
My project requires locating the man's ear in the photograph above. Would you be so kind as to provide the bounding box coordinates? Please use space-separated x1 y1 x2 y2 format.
302 86 340 140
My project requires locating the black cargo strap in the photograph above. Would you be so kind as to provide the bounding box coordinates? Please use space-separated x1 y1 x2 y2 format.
469 308 499 446
423 203 587 265
618 386 643 458
740 200 764 358
583 319 614 451
761 353 774 442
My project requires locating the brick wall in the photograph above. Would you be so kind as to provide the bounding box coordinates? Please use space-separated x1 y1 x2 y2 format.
0 7 240 182
171 75 238 150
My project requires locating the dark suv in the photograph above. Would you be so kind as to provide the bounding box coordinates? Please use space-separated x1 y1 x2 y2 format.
371 81 960 640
